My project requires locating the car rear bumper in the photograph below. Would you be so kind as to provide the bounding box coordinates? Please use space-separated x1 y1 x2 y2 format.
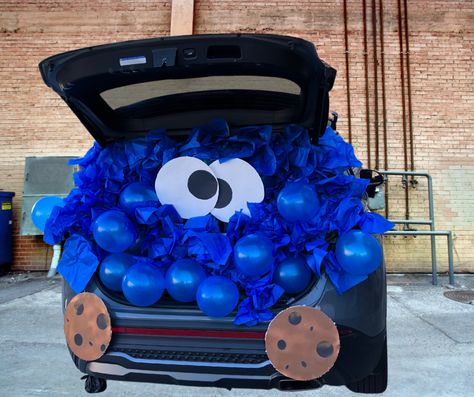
72 327 386 391
63 261 387 390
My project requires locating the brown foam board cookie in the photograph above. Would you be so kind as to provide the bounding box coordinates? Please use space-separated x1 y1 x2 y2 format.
64 292 112 361
265 306 340 381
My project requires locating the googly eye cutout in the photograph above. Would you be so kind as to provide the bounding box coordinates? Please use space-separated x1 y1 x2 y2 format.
154 156 219 219
209 158 264 223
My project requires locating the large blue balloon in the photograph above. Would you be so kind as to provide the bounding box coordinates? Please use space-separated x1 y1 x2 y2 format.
31 196 64 232
196 276 239 317
99 253 134 292
119 182 158 212
335 229 383 276
233 234 274 278
122 263 165 306
277 182 320 222
274 256 312 294
92 210 137 253
165 259 207 302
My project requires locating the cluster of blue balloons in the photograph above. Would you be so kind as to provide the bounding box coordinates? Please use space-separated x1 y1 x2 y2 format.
91 183 156 253
92 181 242 316
99 255 240 317
95 180 382 316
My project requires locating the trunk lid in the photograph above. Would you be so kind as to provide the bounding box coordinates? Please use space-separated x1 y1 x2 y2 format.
39 34 336 146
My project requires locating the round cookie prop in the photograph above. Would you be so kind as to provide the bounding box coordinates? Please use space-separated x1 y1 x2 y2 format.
64 292 112 361
265 306 340 381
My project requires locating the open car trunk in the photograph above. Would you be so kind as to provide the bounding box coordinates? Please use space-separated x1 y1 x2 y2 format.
39 34 336 146
40 34 336 313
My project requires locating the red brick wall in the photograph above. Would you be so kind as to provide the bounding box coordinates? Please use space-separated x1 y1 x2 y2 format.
1 0 472 273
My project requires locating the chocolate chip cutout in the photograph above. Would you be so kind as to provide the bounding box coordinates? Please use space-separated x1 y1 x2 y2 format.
277 340 287 350
75 303 84 315
288 311 302 325
316 341 334 358
64 292 112 362
74 333 83 346
265 306 340 381
187 170 218 200
96 313 108 330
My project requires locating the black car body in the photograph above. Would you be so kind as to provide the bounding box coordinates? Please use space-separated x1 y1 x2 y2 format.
40 34 387 394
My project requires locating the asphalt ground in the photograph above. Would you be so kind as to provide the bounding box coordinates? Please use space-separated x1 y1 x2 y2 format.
0 273 473 396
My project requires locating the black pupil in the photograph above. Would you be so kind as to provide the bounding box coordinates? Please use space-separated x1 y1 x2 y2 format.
215 178 233 209
187 170 218 200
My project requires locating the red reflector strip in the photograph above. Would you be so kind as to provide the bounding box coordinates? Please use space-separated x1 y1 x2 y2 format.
112 327 266 340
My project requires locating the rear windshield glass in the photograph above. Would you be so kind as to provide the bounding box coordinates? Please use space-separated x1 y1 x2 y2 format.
100 76 301 110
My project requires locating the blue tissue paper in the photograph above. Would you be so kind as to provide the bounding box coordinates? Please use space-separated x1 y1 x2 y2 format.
45 119 394 326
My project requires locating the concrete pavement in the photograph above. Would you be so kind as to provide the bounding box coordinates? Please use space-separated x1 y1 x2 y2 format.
0 273 473 396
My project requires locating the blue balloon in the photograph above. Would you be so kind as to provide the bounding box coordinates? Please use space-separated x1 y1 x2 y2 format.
166 259 207 302
233 234 274 277
92 210 137 253
196 276 239 317
99 253 134 292
119 182 158 212
122 263 165 306
277 182 320 222
274 256 312 294
335 230 383 276
31 196 64 231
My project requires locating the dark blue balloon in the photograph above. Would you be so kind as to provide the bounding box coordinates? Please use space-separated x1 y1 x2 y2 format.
99 253 134 292
335 230 383 276
166 259 207 302
31 196 65 232
196 276 239 317
122 263 165 306
233 234 274 277
92 210 137 253
277 182 320 222
274 256 312 294
119 182 158 212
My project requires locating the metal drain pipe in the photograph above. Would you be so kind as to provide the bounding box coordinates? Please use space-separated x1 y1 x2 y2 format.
371 0 380 170
403 0 416 178
378 0 389 218
362 0 371 169
379 170 446 286
343 0 353 144
397 0 410 221
384 230 454 286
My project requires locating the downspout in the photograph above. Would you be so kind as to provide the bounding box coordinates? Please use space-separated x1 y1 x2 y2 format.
403 0 416 180
378 0 389 218
343 0 353 144
371 0 380 170
47 244 61 278
397 0 410 221
362 0 371 169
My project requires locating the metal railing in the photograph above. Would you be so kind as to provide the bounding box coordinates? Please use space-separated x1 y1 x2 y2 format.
377 170 455 286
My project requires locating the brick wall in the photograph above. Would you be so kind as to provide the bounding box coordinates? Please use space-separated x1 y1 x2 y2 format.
0 0 472 273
